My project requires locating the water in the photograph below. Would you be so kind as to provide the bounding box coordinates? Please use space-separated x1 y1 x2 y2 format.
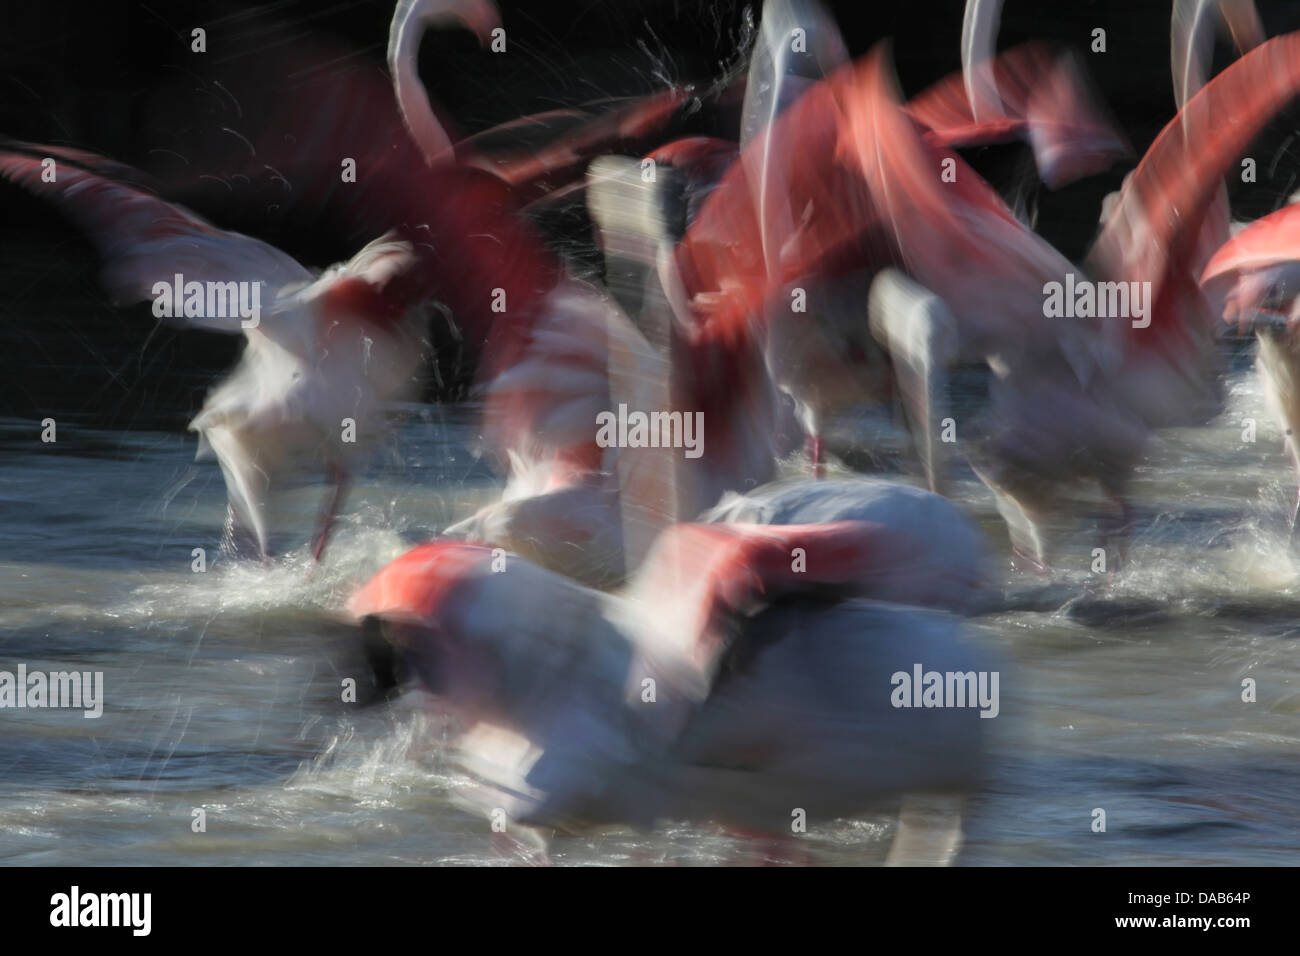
2 370 1299 866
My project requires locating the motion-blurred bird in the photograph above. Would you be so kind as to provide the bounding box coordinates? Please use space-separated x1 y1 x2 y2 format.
349 519 993 859
0 144 441 561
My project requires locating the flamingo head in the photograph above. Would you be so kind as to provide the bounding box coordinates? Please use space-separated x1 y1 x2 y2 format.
349 538 615 722
349 540 514 715
1204 262 1300 335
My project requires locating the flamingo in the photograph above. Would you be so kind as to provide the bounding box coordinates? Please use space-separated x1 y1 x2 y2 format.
0 144 447 560
348 520 992 860
875 33 1128 491
701 476 988 614
0 18 582 562
453 6 1128 582
655 0 1128 482
1201 203 1300 532
580 2 877 478
912 3 1131 190
441 280 660 588
837 28 1300 570
387 0 503 168
864 38 1128 490
729 0 888 476
0 3 545 561
414 135 778 584
389 0 691 200
0 0 697 563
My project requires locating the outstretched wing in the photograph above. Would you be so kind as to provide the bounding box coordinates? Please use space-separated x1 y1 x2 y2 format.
841 47 1089 370
907 43 1129 188
469 89 693 204
1203 204 1300 283
0 143 310 333
1087 32 1300 356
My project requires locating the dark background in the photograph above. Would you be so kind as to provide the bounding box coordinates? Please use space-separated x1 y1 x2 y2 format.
4 0 1300 429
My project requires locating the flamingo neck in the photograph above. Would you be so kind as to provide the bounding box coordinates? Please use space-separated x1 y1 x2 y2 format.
389 1 457 166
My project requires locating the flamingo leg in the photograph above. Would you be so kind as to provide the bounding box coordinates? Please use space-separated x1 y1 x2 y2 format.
311 463 350 564
1009 543 1049 577
808 433 825 478
869 269 958 498
975 465 1051 575
884 793 966 866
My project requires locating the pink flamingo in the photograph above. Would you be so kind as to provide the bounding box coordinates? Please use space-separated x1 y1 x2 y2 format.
0 144 440 560
384 0 785 584
660 6 1127 482
349 520 992 861
442 281 663 588
842 33 1300 570
389 0 691 200
1201 204 1300 531
0 122 563 563
702 476 988 614
1 0 692 563
448 14 1126 579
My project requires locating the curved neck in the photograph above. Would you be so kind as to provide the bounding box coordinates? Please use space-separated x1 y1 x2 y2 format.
388 0 458 165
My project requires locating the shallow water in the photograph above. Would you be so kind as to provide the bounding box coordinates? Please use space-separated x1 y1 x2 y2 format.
2 365 1299 866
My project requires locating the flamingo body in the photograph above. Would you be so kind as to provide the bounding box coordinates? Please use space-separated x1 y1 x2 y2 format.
703 477 988 613
349 519 992 841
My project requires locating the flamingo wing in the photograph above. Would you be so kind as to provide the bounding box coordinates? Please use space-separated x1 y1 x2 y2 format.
0 144 311 331
1199 205 1300 326
627 519 920 679
348 540 495 625
675 69 891 340
841 47 1089 370
468 89 693 203
907 43 1129 188
740 0 849 276
1087 32 1300 356
1202 205 1300 284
